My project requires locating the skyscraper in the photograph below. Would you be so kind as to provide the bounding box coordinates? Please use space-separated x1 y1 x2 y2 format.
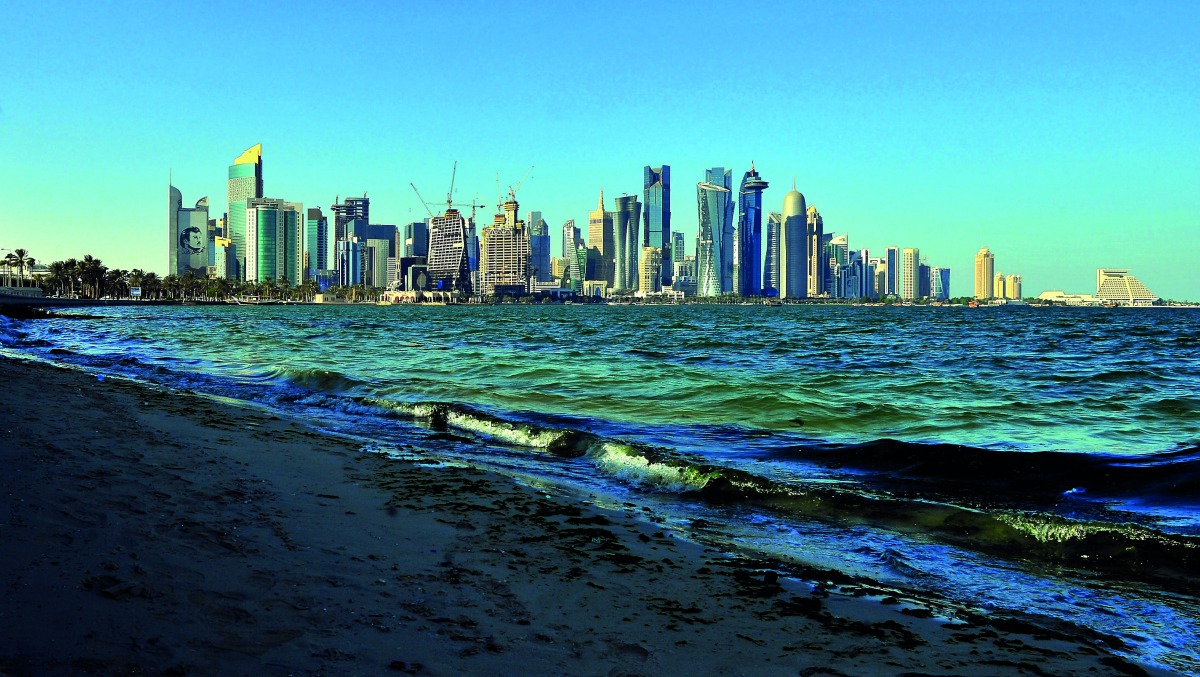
613 194 641 293
528 213 551 282
779 182 807 299
562 220 580 259
404 221 429 258
930 267 951 301
763 212 782 295
994 273 1007 300
427 209 472 293
643 166 671 287
1006 274 1022 300
331 196 370 243
305 207 330 279
975 247 995 299
885 246 900 297
806 206 825 297
587 189 615 284
696 168 733 297
736 163 769 297
227 144 263 280
480 199 530 296
245 198 303 285
901 248 920 300
169 185 210 278
639 247 663 294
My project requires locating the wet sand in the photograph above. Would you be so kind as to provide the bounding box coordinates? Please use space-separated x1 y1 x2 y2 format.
0 356 1168 675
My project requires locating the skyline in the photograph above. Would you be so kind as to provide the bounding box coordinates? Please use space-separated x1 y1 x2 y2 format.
1 2 1197 299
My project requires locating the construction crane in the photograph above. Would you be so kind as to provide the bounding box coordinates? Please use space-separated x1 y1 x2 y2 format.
445 161 458 211
507 165 534 202
409 183 436 218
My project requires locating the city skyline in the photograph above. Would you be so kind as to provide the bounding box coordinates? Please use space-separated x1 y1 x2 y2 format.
2 2 1197 299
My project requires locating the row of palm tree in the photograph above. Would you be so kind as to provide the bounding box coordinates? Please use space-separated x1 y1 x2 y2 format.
11 247 403 303
2 248 36 287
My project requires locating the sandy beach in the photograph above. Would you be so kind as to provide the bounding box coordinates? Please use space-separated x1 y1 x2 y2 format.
0 354 1169 676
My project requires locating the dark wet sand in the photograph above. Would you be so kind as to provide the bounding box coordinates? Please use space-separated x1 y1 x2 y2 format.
0 356 1168 675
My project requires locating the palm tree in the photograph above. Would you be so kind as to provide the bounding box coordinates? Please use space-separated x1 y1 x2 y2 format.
78 255 105 299
141 272 160 300
9 249 34 286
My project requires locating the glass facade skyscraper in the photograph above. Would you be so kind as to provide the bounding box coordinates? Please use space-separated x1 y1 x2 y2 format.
763 212 781 296
643 166 671 287
528 213 551 282
245 198 303 285
696 168 733 297
613 194 641 293
562 220 580 259
305 207 330 279
227 144 263 281
427 209 472 293
736 163 769 296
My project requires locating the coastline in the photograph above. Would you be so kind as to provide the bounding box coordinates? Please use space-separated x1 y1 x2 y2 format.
0 355 1173 676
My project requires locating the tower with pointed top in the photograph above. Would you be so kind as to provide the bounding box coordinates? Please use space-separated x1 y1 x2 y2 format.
587 188 615 285
227 144 263 280
737 162 769 296
806 205 824 297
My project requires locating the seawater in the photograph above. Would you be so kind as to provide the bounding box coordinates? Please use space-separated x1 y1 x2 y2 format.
4 304 1200 673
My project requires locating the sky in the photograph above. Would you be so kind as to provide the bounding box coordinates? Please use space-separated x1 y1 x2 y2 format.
1 0 1197 299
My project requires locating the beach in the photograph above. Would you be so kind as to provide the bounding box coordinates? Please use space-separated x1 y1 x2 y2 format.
0 354 1171 676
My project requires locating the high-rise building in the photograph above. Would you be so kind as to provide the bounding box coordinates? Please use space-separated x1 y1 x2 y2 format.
426 209 472 293
639 247 663 294
930 267 951 301
613 194 641 293
825 234 849 297
169 185 210 278
245 198 303 285
305 208 331 279
696 168 734 297
918 262 931 299
528 213 551 282
587 189 615 283
331 196 370 243
885 246 900 297
763 212 782 295
901 248 920 300
779 182 808 299
480 199 530 296
212 236 234 280
994 273 1007 300
337 237 363 286
643 166 671 287
807 206 825 297
562 220 580 259
736 163 769 297
366 238 391 288
975 247 995 299
1006 274 1022 300
1095 269 1160 305
227 144 263 280
404 221 429 258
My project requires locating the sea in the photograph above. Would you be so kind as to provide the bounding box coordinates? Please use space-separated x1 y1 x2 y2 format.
3 303 1199 674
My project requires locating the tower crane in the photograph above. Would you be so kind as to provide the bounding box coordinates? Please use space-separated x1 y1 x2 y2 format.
445 161 458 211
409 183 436 218
507 165 534 202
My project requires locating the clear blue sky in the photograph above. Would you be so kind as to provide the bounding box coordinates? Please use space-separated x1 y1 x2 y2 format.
1 0 1197 299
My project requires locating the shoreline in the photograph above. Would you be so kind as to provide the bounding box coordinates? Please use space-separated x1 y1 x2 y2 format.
0 355 1175 675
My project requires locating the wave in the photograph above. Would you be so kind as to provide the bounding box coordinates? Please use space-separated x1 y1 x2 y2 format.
264 365 366 394
343 396 1200 587
774 439 1200 502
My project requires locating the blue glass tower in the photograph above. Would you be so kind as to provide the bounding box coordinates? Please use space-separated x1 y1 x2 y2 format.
643 166 671 287
737 163 769 296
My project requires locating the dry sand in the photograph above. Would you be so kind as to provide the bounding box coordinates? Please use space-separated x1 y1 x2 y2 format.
0 355 1169 676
